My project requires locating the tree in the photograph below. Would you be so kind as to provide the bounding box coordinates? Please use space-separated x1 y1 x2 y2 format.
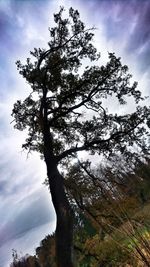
36 234 56 267
65 160 150 267
10 250 40 267
12 6 150 267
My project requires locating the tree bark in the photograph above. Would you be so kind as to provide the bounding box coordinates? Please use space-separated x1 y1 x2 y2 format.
49 165 74 267
43 128 74 267
48 163 74 267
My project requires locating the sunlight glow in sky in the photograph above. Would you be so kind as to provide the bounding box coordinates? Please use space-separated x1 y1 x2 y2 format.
0 0 150 266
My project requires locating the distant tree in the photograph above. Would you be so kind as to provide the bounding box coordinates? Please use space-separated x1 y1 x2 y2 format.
10 250 40 267
36 234 56 267
12 7 150 267
65 158 139 236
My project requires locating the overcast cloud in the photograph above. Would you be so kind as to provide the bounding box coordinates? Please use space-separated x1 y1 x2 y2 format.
0 0 150 266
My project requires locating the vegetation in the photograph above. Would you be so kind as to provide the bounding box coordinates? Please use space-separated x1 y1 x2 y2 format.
10 161 150 266
12 6 150 267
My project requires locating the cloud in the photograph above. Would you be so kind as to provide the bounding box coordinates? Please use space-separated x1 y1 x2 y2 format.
0 221 56 267
76 0 150 76
0 188 55 246
126 1 150 50
0 1 58 263
121 1 150 72
0 0 12 15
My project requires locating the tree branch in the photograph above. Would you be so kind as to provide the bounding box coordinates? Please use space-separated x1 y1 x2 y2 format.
49 67 119 125
57 120 143 161
37 28 96 69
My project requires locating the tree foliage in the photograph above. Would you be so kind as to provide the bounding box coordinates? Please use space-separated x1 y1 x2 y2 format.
12 7 149 164
36 234 56 267
10 250 40 267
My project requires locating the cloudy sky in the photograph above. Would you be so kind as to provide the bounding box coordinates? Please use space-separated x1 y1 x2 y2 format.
0 0 150 266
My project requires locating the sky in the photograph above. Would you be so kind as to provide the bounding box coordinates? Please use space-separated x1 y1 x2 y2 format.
0 0 150 266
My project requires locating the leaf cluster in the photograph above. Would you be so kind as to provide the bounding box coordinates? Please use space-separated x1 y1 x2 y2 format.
12 7 150 163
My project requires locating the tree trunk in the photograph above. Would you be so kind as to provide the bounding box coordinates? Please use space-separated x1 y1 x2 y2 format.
48 165 74 267
43 137 74 266
42 111 74 266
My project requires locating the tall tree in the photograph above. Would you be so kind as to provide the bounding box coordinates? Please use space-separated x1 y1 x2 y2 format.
12 7 150 267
